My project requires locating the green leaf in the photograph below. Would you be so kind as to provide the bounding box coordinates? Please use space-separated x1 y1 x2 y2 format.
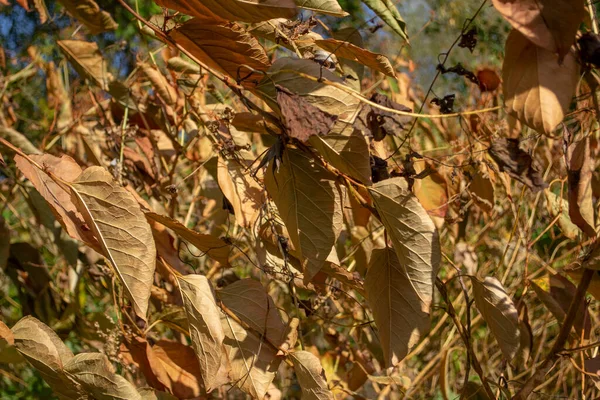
360 0 408 41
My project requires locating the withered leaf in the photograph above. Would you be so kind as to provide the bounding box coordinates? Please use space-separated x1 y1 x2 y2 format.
470 276 520 361
502 29 579 135
139 62 178 106
361 0 408 41
218 279 286 347
64 352 142 400
155 0 297 23
57 40 111 91
66 167 156 321
488 138 547 192
57 0 118 34
354 93 412 141
276 85 338 142
565 135 596 237
177 274 225 391
365 248 429 366
367 177 440 317
316 38 396 77
152 340 203 398
492 0 585 62
290 351 333 399
264 148 344 282
171 17 270 89
146 212 231 265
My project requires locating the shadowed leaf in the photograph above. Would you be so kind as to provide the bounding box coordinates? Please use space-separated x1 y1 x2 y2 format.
155 0 296 23
488 138 547 192
316 38 395 77
57 0 118 34
290 351 333 399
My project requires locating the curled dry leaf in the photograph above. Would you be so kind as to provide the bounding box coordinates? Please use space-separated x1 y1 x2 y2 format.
217 155 264 228
177 274 225 391
316 38 396 77
255 57 359 117
57 0 118 34
139 62 178 107
12 316 83 399
488 138 547 192
309 127 372 185
146 212 231 265
276 85 338 142
290 351 333 400
68 167 156 321
264 148 344 282
470 276 520 361
171 17 270 89
544 190 580 240
64 352 142 400
0 320 22 364
354 93 412 141
502 29 579 135
530 273 590 339
367 177 441 315
57 40 111 91
565 135 596 237
155 0 297 23
218 278 287 347
365 248 430 366
492 0 585 61
361 0 408 41
468 165 495 214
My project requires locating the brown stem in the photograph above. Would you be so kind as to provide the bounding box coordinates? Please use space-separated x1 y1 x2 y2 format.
512 268 594 399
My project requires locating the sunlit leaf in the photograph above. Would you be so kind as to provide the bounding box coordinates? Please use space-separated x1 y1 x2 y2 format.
57 40 111 91
316 38 395 77
367 177 441 313
57 0 118 34
295 0 346 16
544 190 580 240
155 0 297 23
171 17 270 89
177 274 225 391
139 62 178 107
264 148 344 282
492 0 585 61
470 276 520 361
146 212 230 265
365 248 430 366
64 352 142 400
502 29 579 135
566 135 596 237
68 167 156 321
152 341 203 398
360 0 408 41
290 351 333 399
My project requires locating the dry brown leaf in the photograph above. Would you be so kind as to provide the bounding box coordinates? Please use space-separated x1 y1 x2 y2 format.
290 351 333 400
64 352 142 399
365 247 430 366
14 154 100 250
217 155 264 228
566 135 596 237
469 165 495 214
57 0 118 34
171 17 270 89
155 0 297 23
139 62 178 107
57 40 111 91
316 38 395 77
492 0 585 61
218 279 286 347
123 336 169 393
44 61 73 132
146 212 230 265
544 190 581 240
0 320 23 364
255 57 359 117
152 340 203 398
309 127 372 185
502 29 579 135
413 166 448 219
68 167 156 321
12 316 83 399
177 274 225 391
221 313 280 399
530 274 590 339
470 276 520 361
354 93 412 141
332 28 364 92
367 177 440 316
264 148 344 282
293 0 346 16
276 86 338 142
488 138 547 192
